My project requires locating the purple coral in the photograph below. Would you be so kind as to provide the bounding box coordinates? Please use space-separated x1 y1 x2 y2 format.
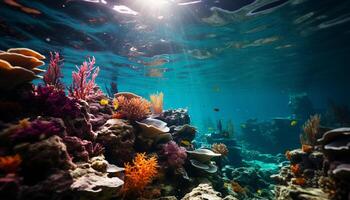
162 141 187 168
43 52 64 89
69 57 101 100
10 118 66 144
30 85 81 118
62 136 104 162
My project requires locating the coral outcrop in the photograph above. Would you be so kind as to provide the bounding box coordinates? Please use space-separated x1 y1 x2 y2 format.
181 183 237 200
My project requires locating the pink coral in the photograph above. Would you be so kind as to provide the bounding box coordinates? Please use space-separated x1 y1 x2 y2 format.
43 52 64 89
162 141 187 168
69 57 101 100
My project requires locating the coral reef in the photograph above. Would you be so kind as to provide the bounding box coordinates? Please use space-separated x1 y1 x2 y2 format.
0 154 21 174
212 143 229 156
300 114 321 148
157 109 190 127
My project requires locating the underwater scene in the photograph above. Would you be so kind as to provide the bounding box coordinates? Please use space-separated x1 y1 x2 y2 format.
0 0 350 199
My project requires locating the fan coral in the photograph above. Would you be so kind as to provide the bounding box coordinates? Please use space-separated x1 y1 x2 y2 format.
162 141 187 168
123 153 158 196
300 114 321 147
0 154 21 173
69 57 101 100
10 118 66 144
150 92 164 115
43 52 64 89
115 95 151 121
29 85 81 118
212 143 229 156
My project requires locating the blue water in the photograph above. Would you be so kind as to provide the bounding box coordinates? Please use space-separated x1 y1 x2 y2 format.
1 0 350 134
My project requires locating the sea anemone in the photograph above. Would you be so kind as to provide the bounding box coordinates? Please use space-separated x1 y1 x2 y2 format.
115 95 151 121
0 154 22 173
150 92 164 115
211 143 229 156
123 153 158 196
162 141 187 168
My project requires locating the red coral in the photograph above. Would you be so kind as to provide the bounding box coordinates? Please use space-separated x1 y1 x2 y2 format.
69 57 101 100
0 154 21 174
123 153 158 196
43 52 64 89
115 95 151 121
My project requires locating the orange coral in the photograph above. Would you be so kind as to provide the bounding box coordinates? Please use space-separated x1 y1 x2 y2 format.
212 143 229 156
285 150 291 160
116 95 151 121
0 154 22 173
123 153 158 196
291 164 301 175
230 181 246 193
302 144 313 153
150 92 164 115
292 177 306 186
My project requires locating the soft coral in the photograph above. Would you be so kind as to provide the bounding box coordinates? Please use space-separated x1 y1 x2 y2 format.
123 153 158 196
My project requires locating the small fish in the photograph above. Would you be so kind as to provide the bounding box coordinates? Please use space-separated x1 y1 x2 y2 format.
240 124 246 128
100 99 109 106
112 99 119 110
180 140 191 146
213 108 220 112
208 127 213 131
257 189 263 195
290 120 298 126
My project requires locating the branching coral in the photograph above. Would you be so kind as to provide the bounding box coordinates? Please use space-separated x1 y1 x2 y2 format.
10 118 66 144
43 52 64 89
0 154 22 173
150 92 164 115
69 57 101 100
212 143 229 156
123 153 158 196
162 141 187 168
300 114 321 147
115 95 151 121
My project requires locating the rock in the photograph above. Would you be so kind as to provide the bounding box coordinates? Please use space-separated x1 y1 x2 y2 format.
181 183 237 200
275 185 329 200
20 170 74 200
0 174 21 200
136 118 172 147
156 196 178 200
15 135 74 184
70 164 124 200
157 109 190 127
87 93 114 131
173 125 196 144
96 119 135 165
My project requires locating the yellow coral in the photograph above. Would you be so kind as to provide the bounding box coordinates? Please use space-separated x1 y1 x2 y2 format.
116 95 151 121
123 153 158 196
0 154 22 173
212 143 229 156
150 92 164 115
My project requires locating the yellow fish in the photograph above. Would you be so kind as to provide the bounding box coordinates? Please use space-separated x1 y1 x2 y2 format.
257 189 263 195
100 99 109 106
112 99 119 110
180 140 191 146
290 120 298 126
